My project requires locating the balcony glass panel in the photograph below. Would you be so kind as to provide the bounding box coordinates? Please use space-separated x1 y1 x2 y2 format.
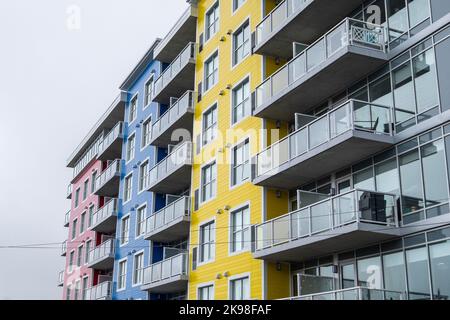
283 287 404 300
88 239 114 264
146 197 190 235
143 253 188 285
92 199 118 227
94 160 121 192
97 122 123 155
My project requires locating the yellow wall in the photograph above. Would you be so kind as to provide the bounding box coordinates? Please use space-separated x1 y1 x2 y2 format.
188 0 291 300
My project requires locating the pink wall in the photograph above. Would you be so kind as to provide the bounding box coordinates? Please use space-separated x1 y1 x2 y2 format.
62 160 103 300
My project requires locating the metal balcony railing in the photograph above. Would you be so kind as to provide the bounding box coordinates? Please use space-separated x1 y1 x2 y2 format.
61 240 67 256
84 281 112 300
142 252 188 285
64 210 70 227
255 189 398 251
282 287 404 300
72 135 102 179
94 160 121 193
66 183 72 199
91 198 118 229
58 270 64 286
87 239 115 265
153 42 197 98
145 197 190 235
151 91 196 142
97 122 124 155
255 18 386 109
255 0 311 47
255 99 393 178
146 142 192 188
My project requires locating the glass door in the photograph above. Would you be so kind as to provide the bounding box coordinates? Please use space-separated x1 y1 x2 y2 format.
339 261 358 299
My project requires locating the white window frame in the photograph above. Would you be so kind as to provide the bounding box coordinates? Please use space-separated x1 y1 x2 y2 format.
84 239 91 265
123 173 133 204
202 103 218 147
203 50 219 93
88 204 95 228
135 204 147 239
229 203 251 255
82 178 89 201
230 138 250 188
81 276 89 300
91 170 98 194
141 115 152 150
197 281 215 300
129 93 138 124
74 188 80 208
76 244 84 267
120 214 130 246
138 159 150 193
232 0 246 13
132 250 145 287
205 1 220 42
231 76 251 126
117 258 128 292
232 19 250 67
68 250 75 273
228 273 251 300
71 218 78 240
144 74 154 108
79 211 86 235
126 133 136 163
198 218 216 265
200 160 217 204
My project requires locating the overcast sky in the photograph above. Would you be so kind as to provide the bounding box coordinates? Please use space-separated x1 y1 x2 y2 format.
0 0 187 300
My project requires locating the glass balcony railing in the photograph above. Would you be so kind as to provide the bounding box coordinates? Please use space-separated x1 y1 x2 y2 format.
255 99 393 178
91 199 118 230
255 189 398 251
282 287 404 300
64 210 70 227
146 142 192 188
66 183 72 199
61 240 67 256
145 197 191 236
94 160 121 193
87 239 115 266
255 18 386 109
153 42 197 98
151 91 196 142
58 270 64 286
84 281 112 300
72 135 102 179
255 0 311 47
97 122 124 156
142 252 188 286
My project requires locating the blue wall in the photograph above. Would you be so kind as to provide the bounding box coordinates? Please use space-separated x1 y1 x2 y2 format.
112 59 161 300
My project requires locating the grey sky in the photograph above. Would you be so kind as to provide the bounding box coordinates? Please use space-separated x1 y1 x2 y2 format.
0 0 187 300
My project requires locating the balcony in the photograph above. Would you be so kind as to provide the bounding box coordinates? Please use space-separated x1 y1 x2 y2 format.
146 142 192 194
87 239 115 270
84 281 112 300
253 18 388 122
152 43 197 104
90 199 119 234
282 287 404 300
253 100 395 189
154 5 198 63
94 160 122 197
97 122 124 161
149 91 195 148
64 210 70 228
254 0 366 59
141 253 188 293
58 271 64 287
254 189 400 262
61 240 67 257
145 197 191 242
66 184 72 199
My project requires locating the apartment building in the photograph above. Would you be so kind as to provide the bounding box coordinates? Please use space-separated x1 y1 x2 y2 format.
62 94 126 300
251 0 450 300
111 40 162 300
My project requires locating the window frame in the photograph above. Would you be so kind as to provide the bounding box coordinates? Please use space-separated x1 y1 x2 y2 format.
120 214 130 246
198 219 216 265
202 103 218 147
123 173 133 204
232 19 250 67
117 258 128 291
129 94 138 124
203 50 219 93
230 138 250 188
231 76 251 125
205 1 220 42
229 203 251 254
200 160 217 204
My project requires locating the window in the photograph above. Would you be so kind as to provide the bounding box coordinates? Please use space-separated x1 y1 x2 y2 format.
77 245 83 267
382 251 407 296
74 280 80 300
201 162 217 202
233 21 250 66
231 139 250 186
406 246 430 300
133 252 144 285
91 171 97 194
126 134 136 162
421 140 448 207
230 206 250 253
429 240 450 299
202 104 218 146
88 205 94 228
413 48 438 114
80 212 86 234
82 179 89 200
139 160 149 192
85 240 91 265
198 285 214 300
205 2 219 41
74 188 80 208
136 205 146 237
129 95 137 123
82 277 89 300
120 216 130 245
118 259 127 290
204 51 219 91
200 221 215 263
230 276 250 300
71 219 77 240
232 78 251 124
123 174 133 203
233 0 245 11
144 76 154 106
66 287 71 300
69 251 75 272
141 118 152 149
399 150 424 216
